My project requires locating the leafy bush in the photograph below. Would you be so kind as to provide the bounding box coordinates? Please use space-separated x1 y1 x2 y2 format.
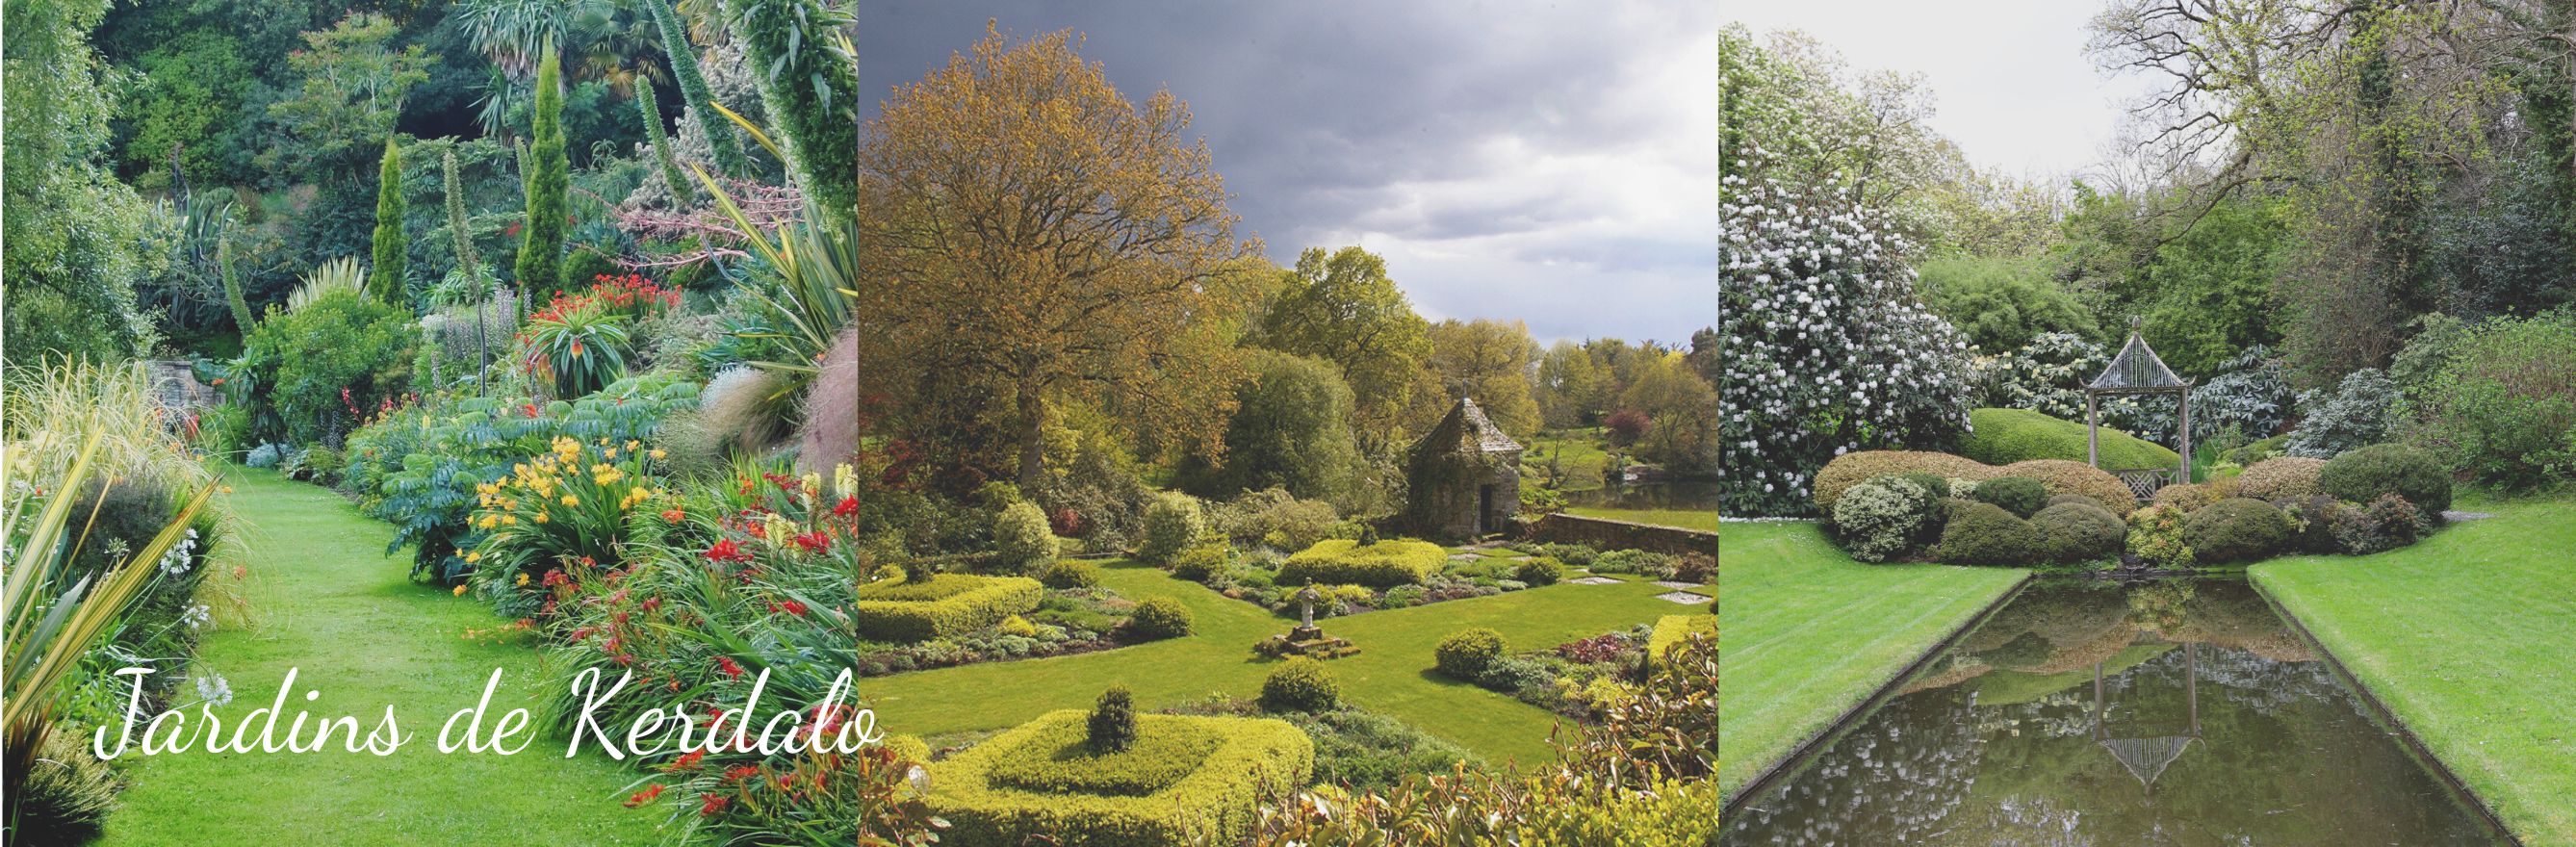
1935 501 2038 565
1208 487 1341 552
2188 346 2297 446
2029 500 2125 564
1588 549 1680 578
2181 498 2290 563
517 293 632 399
2151 482 2220 513
1278 539 1445 587
2319 443 2453 514
1261 657 1342 712
853 574 1045 642
1127 596 1194 640
993 500 1060 573
2409 312 2576 490
2237 456 2327 500
1041 559 1101 590
2126 504 2194 569
2333 494 2429 554
1170 544 1228 582
2000 459 2139 514
927 709 1313 847
1434 629 1507 680
1968 475 2048 518
245 443 288 469
1969 331 2110 421
2284 369 2402 458
1136 492 1204 565
2274 494 2349 553
1830 475 1939 562
1960 407 2178 469
1089 686 1139 754
1920 257 2099 354
1812 450 1995 518
1512 556 1563 585
238 287 415 445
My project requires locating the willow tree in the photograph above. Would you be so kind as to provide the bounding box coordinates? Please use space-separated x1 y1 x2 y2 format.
513 43 566 297
721 0 859 227
862 27 1259 487
645 0 747 177
369 140 407 302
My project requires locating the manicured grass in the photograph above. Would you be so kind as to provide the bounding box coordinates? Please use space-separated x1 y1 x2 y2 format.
864 562 1680 768
1715 520 2026 803
98 471 660 845
1562 505 1717 532
2254 497 2576 846
1524 428 1610 491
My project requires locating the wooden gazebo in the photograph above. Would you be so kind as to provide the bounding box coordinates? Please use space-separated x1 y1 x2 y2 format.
2086 321 2193 499
2092 640 2202 794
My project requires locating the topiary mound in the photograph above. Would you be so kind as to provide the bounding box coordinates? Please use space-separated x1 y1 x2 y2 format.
1815 450 2141 518
1937 501 2039 565
1434 628 1507 680
1041 559 1102 590
2151 482 2220 514
2236 456 2327 500
1126 596 1195 640
2319 443 2453 514
2182 498 2292 563
1277 539 1445 587
1831 475 1941 562
1998 459 2138 515
929 709 1314 846
1961 407 2181 469
854 574 1045 642
1259 657 1341 712
2029 500 2125 564
1969 475 2048 518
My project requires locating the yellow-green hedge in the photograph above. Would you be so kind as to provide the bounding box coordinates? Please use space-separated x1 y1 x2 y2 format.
1647 615 1717 668
1277 538 1446 587
1814 450 2139 517
927 709 1315 847
852 574 1043 642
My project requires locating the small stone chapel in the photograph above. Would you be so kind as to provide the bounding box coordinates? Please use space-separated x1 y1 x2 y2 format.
1404 397 1524 540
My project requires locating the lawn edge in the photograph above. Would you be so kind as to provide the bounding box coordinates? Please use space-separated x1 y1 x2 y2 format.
2251 569 2528 847
1719 569 2033 813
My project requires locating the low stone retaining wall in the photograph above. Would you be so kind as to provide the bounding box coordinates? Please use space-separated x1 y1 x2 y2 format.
1525 513 1718 558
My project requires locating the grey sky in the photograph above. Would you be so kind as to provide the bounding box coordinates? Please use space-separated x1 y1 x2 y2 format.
855 1 1718 347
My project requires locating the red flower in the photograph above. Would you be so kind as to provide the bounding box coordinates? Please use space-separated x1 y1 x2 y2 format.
541 569 571 588
698 793 728 816
703 539 751 564
768 600 809 617
666 750 706 772
623 783 665 808
661 507 685 524
521 403 542 419
723 765 760 783
834 496 859 518
715 655 745 680
790 531 831 553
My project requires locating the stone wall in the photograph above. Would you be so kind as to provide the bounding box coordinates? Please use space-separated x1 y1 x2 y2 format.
1525 513 1718 558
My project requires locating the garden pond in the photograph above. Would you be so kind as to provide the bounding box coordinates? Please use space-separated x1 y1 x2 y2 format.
1723 578 2511 846
1563 479 1720 511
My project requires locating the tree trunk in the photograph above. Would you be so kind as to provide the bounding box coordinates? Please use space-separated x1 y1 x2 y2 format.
1016 379 1046 489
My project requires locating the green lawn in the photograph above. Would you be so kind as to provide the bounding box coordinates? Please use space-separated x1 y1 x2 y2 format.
1562 505 1718 532
1524 428 1610 491
864 562 1682 768
99 471 660 845
2254 497 2576 847
1715 520 2027 803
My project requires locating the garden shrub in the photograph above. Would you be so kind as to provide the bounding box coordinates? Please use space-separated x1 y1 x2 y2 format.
246 442 288 469
2274 494 2348 554
1126 596 1194 640
1999 459 2138 514
1260 657 1341 712
993 500 1060 573
2029 500 2125 564
2181 498 2291 563
1960 407 2180 469
2318 443 2453 514
2151 482 2219 513
2126 504 2194 569
1674 552 1714 583
2284 369 2402 458
1935 501 2038 565
1136 491 1204 565
1896 472 1953 500
13 730 120 843
1277 539 1445 587
927 709 1313 847
1588 549 1680 578
1208 487 1339 552
1969 475 2048 518
238 287 415 446
1830 475 1938 562
1513 555 1564 585
1434 628 1507 680
1813 450 1994 517
2237 456 2327 500
1533 542 1600 568
992 713 1217 796
1169 544 1228 582
852 574 1045 642
1647 615 1720 669
2333 494 2429 554
1279 707 1473 791
2411 312 2576 490
1088 686 1138 754
1041 559 1100 590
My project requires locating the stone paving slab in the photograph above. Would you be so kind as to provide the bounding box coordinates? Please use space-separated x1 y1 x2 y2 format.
1655 591 1713 604
1570 576 1623 585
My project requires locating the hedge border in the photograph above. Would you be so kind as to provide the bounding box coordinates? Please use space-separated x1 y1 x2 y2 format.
926 709 1315 847
852 575 1043 642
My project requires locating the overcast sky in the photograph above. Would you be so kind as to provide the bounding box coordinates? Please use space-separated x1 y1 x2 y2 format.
1718 0 2146 180
854 1 1719 347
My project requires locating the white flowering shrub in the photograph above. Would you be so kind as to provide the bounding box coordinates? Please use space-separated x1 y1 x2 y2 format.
1832 476 1937 563
1719 162 1976 516
1971 332 2110 420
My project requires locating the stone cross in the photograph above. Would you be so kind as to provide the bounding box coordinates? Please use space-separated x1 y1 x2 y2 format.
1297 584 1321 629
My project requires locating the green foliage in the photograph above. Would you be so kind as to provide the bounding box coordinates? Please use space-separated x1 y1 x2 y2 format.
1618 352 1719 475
264 13 431 182
1178 349 1359 503
2332 493 2429 554
115 30 254 180
1919 255 2099 352
1135 492 1204 566
1169 544 1228 582
1248 245 1434 435
13 729 120 843
1512 555 1563 585
2126 503 2195 569
1830 475 1940 563
4 0 162 365
2410 312 2576 490
1648 615 1720 668
1812 450 1993 517
1969 475 2049 519
1936 500 2038 565
926 709 1313 847
853 574 1045 642
2182 497 2291 563
644 0 748 176
2320 443 2454 514
631 76 690 204
1961 407 2181 469
239 288 415 445
1261 657 1342 712
1434 628 1507 680
2286 369 2403 458
1207 487 1339 552
513 44 567 291
2273 494 2348 554
992 711 1213 795
1126 595 1195 640
518 299 629 398
1039 558 1099 590
720 0 859 229
1278 539 1446 588
2238 456 2328 500
993 500 1060 572
1087 685 1139 754
369 140 408 302
2029 500 2125 564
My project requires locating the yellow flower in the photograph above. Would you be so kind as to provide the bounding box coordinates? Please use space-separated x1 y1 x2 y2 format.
625 439 641 451
452 584 468 596
650 449 667 460
516 573 529 586
465 552 483 563
529 513 545 525
219 485 234 494
603 447 618 459
561 495 580 506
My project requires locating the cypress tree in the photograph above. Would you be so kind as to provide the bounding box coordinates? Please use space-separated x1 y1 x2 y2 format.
649 0 749 177
369 139 407 302
634 76 692 204
515 44 568 300
723 0 860 229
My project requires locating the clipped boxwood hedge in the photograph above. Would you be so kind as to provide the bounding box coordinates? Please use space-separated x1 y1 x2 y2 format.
988 713 1228 796
2029 500 2125 564
1961 407 2181 469
2318 443 2453 514
2236 456 2327 500
2182 497 2292 563
853 574 1044 642
1277 538 1446 587
926 708 1315 847
1937 500 2039 565
1816 450 2137 517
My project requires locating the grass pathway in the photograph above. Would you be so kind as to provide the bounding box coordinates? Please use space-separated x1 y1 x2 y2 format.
98 471 661 846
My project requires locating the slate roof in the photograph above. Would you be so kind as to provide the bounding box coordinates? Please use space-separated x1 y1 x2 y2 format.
1419 397 1522 455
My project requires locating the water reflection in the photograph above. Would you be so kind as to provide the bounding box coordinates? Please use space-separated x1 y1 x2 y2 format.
1725 578 2504 846
1561 479 1719 510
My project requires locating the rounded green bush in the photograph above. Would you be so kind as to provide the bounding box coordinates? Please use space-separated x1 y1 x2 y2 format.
1126 595 1195 640
1433 628 1507 680
1259 657 1341 712
1961 407 2181 469
1512 555 1563 585
1169 544 1228 582
2274 494 2349 554
1136 492 1205 565
2182 497 2292 563
1936 500 2039 565
2319 443 2452 514
1969 475 2048 518
1040 559 1100 590
1089 685 1137 752
1832 475 1940 562
2151 482 2219 513
2237 456 2327 500
993 500 1059 572
2029 500 2125 564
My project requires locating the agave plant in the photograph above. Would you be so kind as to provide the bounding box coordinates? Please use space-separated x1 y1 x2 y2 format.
285 257 368 314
